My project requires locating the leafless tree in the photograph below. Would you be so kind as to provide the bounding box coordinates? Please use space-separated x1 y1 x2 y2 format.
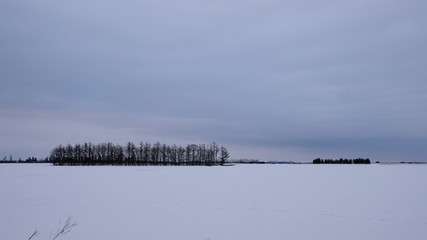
220 146 229 165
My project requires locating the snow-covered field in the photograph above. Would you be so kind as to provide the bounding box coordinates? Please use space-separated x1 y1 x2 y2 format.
1 164 426 240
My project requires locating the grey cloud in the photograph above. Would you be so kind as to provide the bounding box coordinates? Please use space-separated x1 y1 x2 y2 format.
1 0 426 161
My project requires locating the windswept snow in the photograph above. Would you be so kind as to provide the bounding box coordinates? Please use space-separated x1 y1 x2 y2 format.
1 164 426 240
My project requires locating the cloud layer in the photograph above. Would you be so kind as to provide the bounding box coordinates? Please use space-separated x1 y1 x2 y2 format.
1 0 426 161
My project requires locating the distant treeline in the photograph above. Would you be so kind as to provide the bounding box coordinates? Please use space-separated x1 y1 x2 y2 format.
313 158 371 164
229 159 265 164
0 157 48 164
50 142 229 166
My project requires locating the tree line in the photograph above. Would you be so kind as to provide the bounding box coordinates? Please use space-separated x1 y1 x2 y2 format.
228 159 266 164
313 158 371 164
0 156 47 164
49 142 229 166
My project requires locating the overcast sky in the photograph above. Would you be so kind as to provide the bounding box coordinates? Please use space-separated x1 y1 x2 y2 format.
1 0 426 162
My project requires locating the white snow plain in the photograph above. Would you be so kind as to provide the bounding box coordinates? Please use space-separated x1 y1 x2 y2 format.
1 164 426 240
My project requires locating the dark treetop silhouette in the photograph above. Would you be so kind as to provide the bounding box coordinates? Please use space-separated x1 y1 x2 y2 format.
50 142 229 166
312 158 371 164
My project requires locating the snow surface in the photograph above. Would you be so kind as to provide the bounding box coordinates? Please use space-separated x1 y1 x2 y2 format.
1 164 426 240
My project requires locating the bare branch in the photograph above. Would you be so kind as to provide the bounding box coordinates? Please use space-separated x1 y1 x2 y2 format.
50 217 78 240
27 229 38 240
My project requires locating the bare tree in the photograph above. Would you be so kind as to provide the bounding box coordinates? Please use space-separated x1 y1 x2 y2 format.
220 146 229 165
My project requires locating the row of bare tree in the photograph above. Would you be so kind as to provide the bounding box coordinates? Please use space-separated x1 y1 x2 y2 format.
50 142 229 166
312 158 371 164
